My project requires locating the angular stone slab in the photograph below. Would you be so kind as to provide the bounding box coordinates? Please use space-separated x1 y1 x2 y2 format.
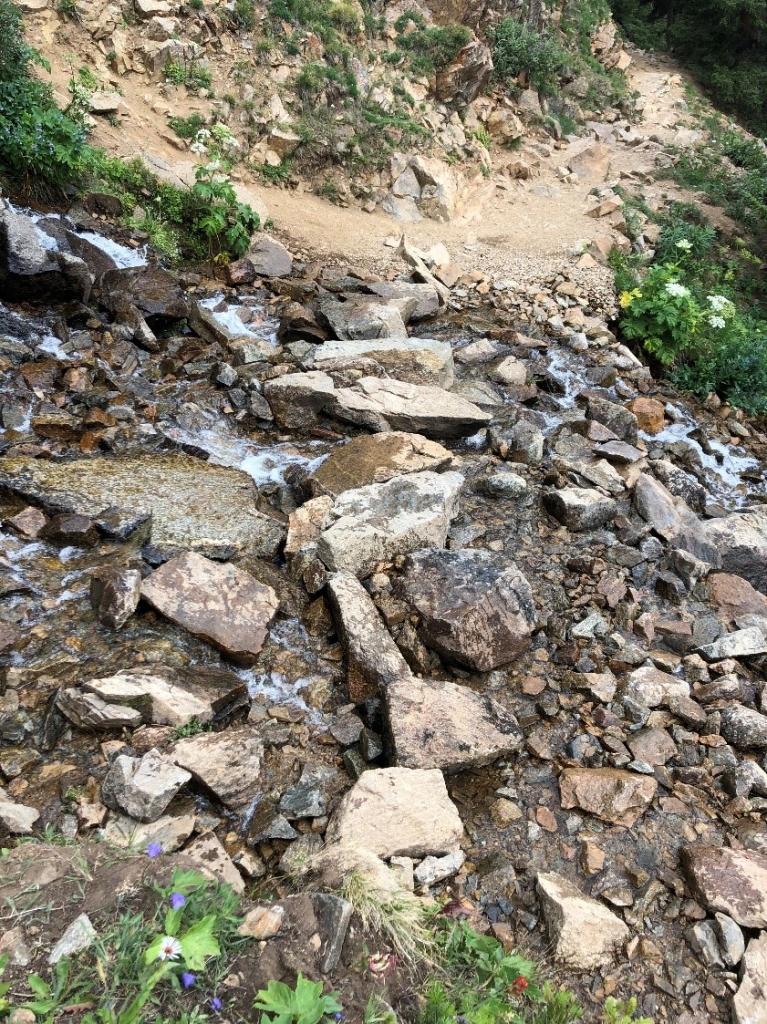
635 473 720 564
309 431 453 498
733 933 767 1024
385 676 523 772
537 872 629 969
77 665 248 727
0 454 283 557
622 665 690 708
559 767 657 826
56 689 144 730
703 510 767 593
101 749 191 823
326 767 463 859
171 727 263 811
543 486 617 531
140 552 279 666
310 336 454 387
399 548 536 672
326 571 411 702
329 376 490 439
316 470 464 579
680 845 767 928
699 627 767 661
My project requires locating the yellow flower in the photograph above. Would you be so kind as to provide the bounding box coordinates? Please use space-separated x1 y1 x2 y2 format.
619 288 642 309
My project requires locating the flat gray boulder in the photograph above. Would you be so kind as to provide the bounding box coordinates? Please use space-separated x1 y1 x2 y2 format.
309 336 454 387
101 749 191 823
171 727 264 810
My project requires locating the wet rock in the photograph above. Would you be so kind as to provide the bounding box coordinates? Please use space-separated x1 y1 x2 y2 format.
623 665 690 708
48 914 96 965
185 832 244 894
399 548 535 671
310 336 454 387
101 748 191 822
326 767 463 858
720 705 767 750
309 431 452 498
0 454 282 557
100 812 195 852
0 798 40 834
56 689 144 730
329 376 491 439
39 513 99 548
703 510 767 593
90 567 141 630
171 727 263 810
76 665 247 727
366 281 439 320
99 265 188 320
559 767 657 826
246 236 293 277
586 395 638 444
316 470 464 579
628 397 665 434
537 872 629 968
263 370 336 429
326 571 410 702
732 932 767 1024
543 487 617 531
480 469 527 498
141 552 279 666
279 765 334 819
4 507 46 539
490 356 527 386
384 676 523 771
318 294 412 340
699 627 767 661
652 459 706 513
634 473 719 563
680 845 767 927
714 912 745 968
238 904 285 939
0 204 92 303
489 421 544 465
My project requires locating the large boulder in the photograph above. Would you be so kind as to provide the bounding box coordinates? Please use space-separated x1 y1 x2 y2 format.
537 872 629 968
140 552 279 666
385 676 523 771
680 846 767 928
634 473 720 564
399 548 536 671
543 487 617 531
732 933 767 1024
326 767 463 858
99 265 188 319
435 39 493 107
315 470 464 578
0 453 282 557
101 749 191 822
0 204 93 303
263 371 336 430
308 432 453 497
326 571 411 702
309 336 455 388
703 510 767 593
329 376 491 438
317 294 412 340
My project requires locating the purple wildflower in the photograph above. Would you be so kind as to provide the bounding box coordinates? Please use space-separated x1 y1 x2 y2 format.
181 972 196 989
211 997 222 1012
169 893 186 910
146 842 162 858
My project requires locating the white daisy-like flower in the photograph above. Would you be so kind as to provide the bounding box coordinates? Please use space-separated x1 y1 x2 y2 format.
675 239 693 250
665 281 690 298
708 315 726 329
157 936 182 961
707 294 730 312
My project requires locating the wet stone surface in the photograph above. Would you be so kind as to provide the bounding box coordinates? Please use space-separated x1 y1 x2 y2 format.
3 204 767 1022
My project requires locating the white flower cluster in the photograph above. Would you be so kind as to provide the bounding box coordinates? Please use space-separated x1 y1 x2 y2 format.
675 239 693 251
665 281 690 298
707 294 731 312
708 315 726 329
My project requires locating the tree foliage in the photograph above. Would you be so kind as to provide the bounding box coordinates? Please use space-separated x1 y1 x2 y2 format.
611 0 767 132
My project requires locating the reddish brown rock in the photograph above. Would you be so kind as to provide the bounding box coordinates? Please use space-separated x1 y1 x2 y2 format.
559 767 657 826
140 552 279 665
628 397 665 434
707 573 767 624
680 846 767 928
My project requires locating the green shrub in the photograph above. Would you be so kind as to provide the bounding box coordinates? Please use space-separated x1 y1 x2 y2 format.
489 17 568 93
267 0 360 42
163 59 212 92
394 18 471 75
228 0 255 31
0 0 90 187
168 112 206 138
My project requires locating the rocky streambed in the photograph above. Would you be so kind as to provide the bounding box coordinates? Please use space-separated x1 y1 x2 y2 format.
2 198 767 1023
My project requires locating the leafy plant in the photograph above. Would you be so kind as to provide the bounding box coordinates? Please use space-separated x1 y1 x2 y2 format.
0 954 11 1015
489 18 568 93
253 974 343 1024
168 112 206 138
394 14 471 75
603 997 653 1024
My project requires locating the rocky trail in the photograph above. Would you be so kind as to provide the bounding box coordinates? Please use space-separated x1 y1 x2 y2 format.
2 10 767 1024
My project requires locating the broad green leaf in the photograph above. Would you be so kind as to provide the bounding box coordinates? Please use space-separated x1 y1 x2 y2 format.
179 914 220 970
